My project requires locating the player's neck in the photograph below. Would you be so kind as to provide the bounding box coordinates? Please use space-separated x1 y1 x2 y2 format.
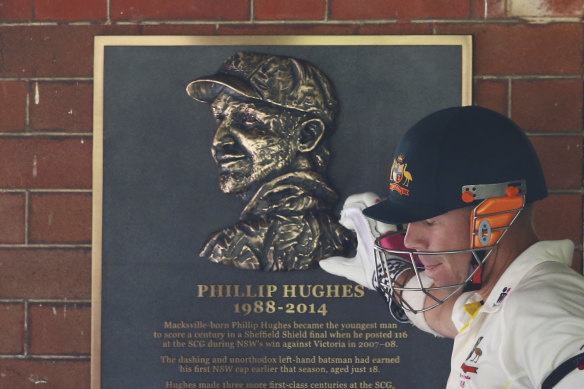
477 226 538 301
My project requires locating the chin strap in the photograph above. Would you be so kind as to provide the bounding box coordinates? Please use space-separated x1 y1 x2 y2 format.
463 254 484 292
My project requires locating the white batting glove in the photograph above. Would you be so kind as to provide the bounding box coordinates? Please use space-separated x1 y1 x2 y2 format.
319 192 397 290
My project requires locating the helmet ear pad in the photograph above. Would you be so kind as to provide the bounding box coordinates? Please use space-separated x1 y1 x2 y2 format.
470 194 525 250
463 190 526 292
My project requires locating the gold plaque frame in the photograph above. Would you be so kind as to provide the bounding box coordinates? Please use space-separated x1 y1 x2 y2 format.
93 35 472 389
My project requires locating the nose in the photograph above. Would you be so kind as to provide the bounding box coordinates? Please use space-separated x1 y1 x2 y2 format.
212 119 236 150
404 222 426 250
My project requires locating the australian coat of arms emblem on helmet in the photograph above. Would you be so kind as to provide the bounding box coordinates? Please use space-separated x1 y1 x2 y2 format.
389 154 413 196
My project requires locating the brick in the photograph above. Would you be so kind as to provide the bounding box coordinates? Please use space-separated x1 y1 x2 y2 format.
475 79 507 116
435 23 583 75
0 192 25 243
357 22 434 35
511 79 582 132
0 359 89 388
0 0 32 21
0 303 24 354
509 0 584 18
0 137 92 189
0 248 91 299
111 0 250 21
221 20 433 35
471 0 506 18
330 0 470 19
218 23 359 35
530 135 581 189
534 194 582 243
140 24 216 35
29 82 93 133
0 25 140 78
29 193 92 244
29 303 90 355
255 0 326 20
34 0 106 21
0 81 27 132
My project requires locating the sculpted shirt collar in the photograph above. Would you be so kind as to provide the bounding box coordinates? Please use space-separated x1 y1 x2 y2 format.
240 171 338 219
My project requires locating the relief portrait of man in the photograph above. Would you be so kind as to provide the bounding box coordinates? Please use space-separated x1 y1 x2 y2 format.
186 51 357 271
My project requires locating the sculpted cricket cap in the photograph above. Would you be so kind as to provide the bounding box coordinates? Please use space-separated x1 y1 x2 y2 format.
186 51 338 127
363 106 547 224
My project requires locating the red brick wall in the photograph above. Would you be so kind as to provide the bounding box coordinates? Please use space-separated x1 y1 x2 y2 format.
0 1 582 387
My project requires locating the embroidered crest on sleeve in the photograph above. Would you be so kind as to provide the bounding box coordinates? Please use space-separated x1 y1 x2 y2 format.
459 336 484 385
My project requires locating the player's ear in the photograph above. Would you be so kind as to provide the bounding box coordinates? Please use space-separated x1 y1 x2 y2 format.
297 118 325 153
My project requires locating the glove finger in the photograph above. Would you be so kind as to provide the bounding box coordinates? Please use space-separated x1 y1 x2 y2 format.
319 256 371 289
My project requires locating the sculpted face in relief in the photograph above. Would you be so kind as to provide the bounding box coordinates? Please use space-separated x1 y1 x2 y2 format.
187 51 356 271
209 93 309 195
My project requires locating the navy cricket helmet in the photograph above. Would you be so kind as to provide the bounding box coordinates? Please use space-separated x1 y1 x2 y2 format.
364 105 547 224
364 106 548 314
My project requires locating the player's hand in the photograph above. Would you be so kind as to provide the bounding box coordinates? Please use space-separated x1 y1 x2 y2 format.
319 192 396 290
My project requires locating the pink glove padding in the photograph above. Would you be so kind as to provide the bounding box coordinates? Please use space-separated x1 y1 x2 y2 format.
378 232 420 265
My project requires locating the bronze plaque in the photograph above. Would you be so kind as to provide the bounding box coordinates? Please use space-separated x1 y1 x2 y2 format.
93 36 472 389
187 51 357 271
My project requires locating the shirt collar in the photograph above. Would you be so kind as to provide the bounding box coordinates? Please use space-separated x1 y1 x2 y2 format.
453 240 574 331
481 240 574 313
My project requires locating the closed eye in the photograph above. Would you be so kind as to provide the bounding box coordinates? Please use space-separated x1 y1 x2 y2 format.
214 113 226 124
237 112 265 129
243 113 259 126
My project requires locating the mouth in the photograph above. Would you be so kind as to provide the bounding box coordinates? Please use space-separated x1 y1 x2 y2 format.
418 256 441 272
214 153 248 169
423 263 441 272
217 154 246 162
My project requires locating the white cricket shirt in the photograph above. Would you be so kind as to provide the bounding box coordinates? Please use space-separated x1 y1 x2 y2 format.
446 240 584 389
